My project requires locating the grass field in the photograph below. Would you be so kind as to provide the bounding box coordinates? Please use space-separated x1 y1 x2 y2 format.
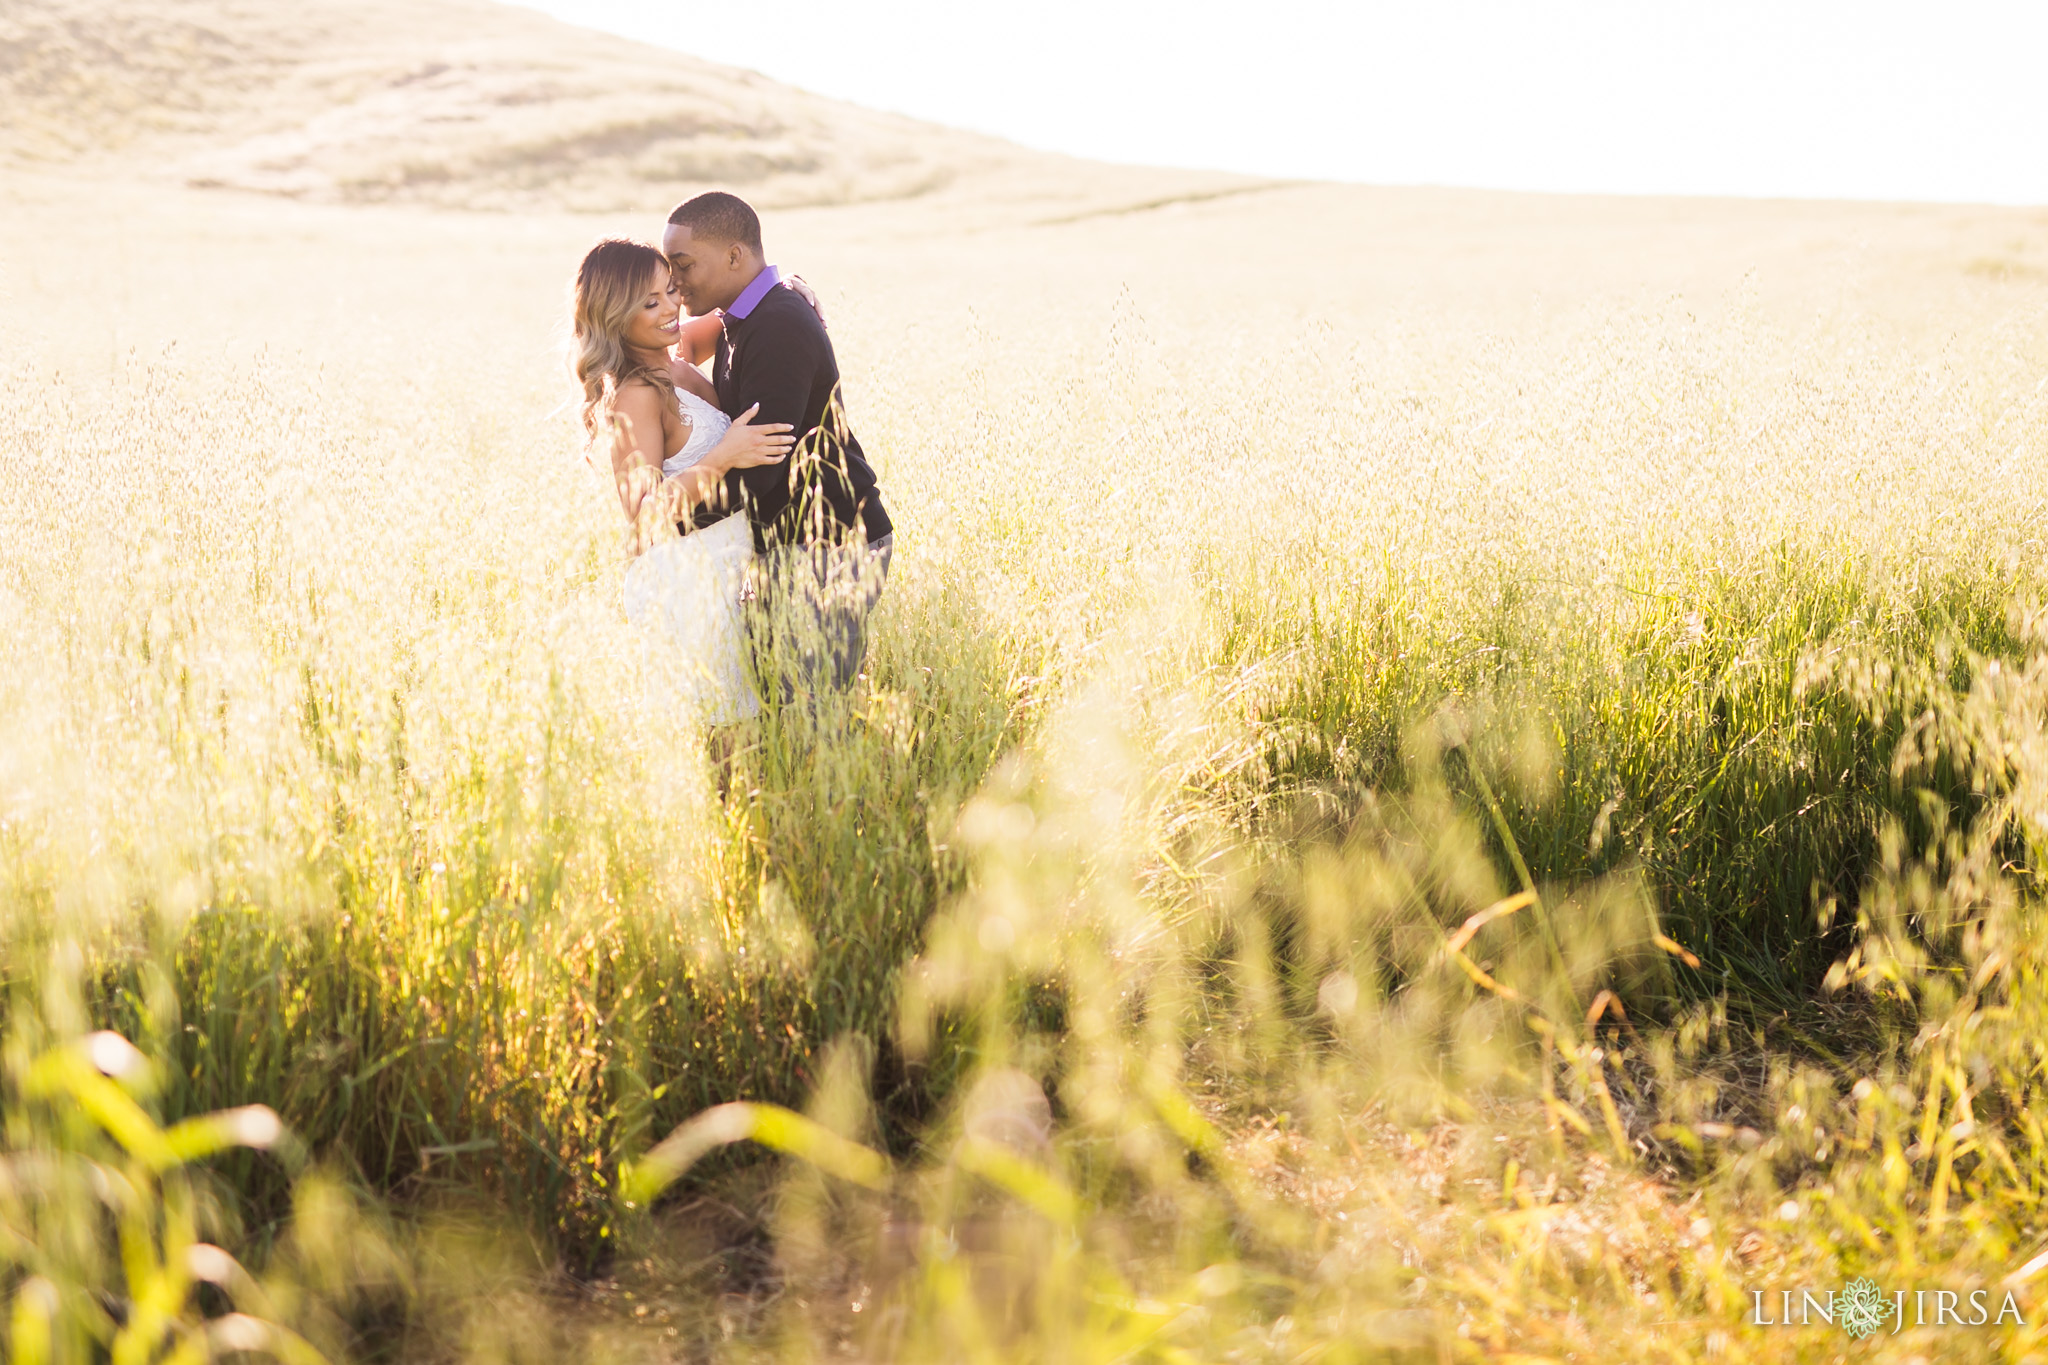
7 78 2048 1362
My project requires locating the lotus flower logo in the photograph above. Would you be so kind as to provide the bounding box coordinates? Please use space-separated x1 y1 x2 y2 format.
1835 1278 1893 1340
1753 1278 2023 1332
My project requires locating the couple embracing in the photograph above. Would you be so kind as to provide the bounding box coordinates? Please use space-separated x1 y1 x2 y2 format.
571 192 893 722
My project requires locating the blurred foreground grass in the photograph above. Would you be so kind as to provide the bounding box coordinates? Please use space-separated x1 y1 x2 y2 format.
3 285 2048 1360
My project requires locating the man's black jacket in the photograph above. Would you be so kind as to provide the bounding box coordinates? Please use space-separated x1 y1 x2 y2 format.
689 283 892 553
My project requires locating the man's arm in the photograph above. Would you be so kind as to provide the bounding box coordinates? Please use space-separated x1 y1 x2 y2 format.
719 309 825 530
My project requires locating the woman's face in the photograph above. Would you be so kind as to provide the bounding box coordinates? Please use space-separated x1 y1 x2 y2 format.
621 262 682 354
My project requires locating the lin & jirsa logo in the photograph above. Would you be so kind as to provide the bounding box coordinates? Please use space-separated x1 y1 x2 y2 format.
1751 1278 2025 1340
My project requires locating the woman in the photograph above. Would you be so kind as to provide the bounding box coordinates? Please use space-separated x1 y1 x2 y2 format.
571 237 790 723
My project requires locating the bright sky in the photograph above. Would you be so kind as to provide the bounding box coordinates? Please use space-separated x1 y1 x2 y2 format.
508 0 2048 205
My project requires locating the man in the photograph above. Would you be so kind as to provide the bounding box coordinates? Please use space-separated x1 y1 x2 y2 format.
662 191 894 696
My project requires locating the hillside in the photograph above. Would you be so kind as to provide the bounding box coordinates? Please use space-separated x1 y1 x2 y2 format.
1 0 1249 213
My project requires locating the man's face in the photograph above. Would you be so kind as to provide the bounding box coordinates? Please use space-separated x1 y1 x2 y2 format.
662 223 746 317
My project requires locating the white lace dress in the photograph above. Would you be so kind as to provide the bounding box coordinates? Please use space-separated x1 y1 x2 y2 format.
621 389 759 723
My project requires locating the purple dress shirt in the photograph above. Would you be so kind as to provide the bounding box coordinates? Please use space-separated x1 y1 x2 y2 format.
726 264 781 321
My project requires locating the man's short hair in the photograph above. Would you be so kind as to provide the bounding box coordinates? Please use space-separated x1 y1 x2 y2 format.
666 191 763 253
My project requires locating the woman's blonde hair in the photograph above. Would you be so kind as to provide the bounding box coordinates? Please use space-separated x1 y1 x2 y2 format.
570 238 675 442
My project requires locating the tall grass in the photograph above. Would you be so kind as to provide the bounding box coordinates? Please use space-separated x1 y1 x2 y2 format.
3 281 2047 1359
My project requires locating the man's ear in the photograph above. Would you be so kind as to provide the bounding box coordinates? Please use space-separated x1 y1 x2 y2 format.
727 241 745 272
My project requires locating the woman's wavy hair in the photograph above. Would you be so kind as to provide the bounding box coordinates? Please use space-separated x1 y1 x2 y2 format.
570 238 675 443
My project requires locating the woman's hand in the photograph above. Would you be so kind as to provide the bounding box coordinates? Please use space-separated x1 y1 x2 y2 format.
782 274 826 329
703 402 794 474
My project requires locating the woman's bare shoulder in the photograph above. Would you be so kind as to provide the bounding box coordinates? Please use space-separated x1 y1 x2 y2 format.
614 373 666 396
612 376 672 414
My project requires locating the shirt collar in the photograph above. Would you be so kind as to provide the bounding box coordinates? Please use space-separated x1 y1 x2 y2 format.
725 264 781 321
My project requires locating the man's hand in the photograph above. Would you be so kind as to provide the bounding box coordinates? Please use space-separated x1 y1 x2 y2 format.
782 274 826 330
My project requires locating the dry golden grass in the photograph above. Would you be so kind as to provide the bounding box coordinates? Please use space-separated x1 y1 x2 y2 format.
8 5 2048 1359
2 0 1247 215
